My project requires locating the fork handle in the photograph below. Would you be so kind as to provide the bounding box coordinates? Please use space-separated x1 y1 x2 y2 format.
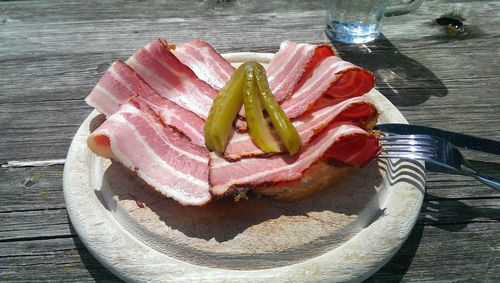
471 173 500 191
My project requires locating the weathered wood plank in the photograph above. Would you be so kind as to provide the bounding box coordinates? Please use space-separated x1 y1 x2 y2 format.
0 165 66 212
0 0 325 23
1 0 499 281
0 237 122 282
1 1 499 61
0 222 498 282
369 222 500 282
0 100 91 163
425 171 500 199
0 208 73 241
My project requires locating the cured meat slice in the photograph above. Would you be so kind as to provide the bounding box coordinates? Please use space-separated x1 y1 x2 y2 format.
85 61 139 116
324 131 380 167
266 41 319 102
292 44 336 92
172 39 235 90
85 60 205 147
134 95 205 148
126 38 217 119
280 56 375 119
210 122 372 196
236 54 375 132
87 103 211 206
224 96 377 160
325 68 375 100
237 41 336 120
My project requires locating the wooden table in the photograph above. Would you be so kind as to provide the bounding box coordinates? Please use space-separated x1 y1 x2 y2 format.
1 0 499 281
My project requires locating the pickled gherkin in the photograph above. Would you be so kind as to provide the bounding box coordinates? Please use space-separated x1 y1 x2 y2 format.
242 65 281 153
204 61 301 155
204 64 246 153
253 63 301 155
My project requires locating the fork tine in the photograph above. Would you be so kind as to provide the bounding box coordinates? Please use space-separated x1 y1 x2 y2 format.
379 134 437 143
380 135 438 151
378 153 430 160
381 145 437 156
381 139 436 148
379 134 438 159
380 134 436 141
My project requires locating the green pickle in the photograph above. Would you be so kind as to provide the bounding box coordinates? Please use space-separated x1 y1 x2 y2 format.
242 64 281 153
204 61 301 155
204 64 246 152
253 63 301 155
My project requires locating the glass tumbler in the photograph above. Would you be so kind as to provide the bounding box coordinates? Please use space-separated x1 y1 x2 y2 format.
325 0 424 44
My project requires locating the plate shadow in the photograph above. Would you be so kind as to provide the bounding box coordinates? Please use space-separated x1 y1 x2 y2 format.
333 33 448 107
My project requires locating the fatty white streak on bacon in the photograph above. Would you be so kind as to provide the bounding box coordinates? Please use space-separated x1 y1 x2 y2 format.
134 94 205 147
224 96 375 160
126 39 217 119
266 40 317 103
85 61 138 116
280 56 358 119
209 121 367 196
88 103 211 206
172 39 235 90
236 41 319 119
85 60 205 147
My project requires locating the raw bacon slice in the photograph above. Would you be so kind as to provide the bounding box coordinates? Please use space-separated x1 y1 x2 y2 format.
85 61 139 116
292 44 336 92
224 96 377 160
126 38 217 119
210 121 371 196
324 131 380 167
266 41 320 102
237 41 336 120
134 95 205 148
325 68 375 100
172 39 235 90
280 56 375 119
85 60 205 147
87 103 211 206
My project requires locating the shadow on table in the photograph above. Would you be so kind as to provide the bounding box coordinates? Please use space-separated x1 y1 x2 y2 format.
69 224 123 282
423 193 500 232
368 191 500 281
366 220 424 282
333 33 448 107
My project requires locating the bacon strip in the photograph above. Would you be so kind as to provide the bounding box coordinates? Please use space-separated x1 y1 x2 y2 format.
172 39 235 90
85 61 139 116
209 122 370 196
292 44 336 92
324 131 380 167
280 56 375 119
133 95 205 148
88 103 211 206
85 60 205 147
224 96 377 160
126 38 217 119
325 68 375 100
266 41 319 102
236 55 375 132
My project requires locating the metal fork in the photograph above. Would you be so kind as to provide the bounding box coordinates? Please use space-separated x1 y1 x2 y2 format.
378 134 500 190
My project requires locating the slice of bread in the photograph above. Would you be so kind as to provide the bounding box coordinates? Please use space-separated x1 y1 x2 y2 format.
253 160 353 202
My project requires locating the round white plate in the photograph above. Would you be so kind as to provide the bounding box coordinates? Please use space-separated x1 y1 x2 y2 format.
64 53 425 282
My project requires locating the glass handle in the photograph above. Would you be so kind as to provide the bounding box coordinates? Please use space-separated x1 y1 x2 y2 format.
384 0 424 17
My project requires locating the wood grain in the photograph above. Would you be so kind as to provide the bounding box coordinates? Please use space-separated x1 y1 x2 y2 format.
1 0 499 281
